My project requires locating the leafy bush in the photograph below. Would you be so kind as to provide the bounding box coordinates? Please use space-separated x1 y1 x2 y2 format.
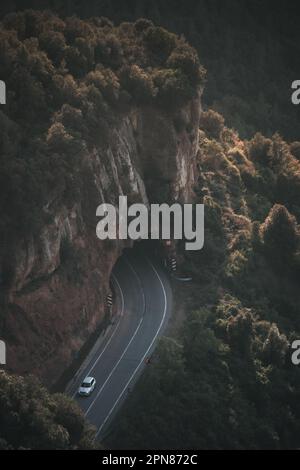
134 18 153 34
261 204 299 268
0 371 97 449
143 26 176 61
120 64 155 104
248 133 272 164
199 109 225 140
39 30 66 65
87 67 120 104
153 68 194 109
46 122 73 152
167 44 206 86
262 324 289 367
290 141 300 160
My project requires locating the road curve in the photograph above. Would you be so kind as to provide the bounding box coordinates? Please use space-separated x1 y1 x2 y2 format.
68 248 172 438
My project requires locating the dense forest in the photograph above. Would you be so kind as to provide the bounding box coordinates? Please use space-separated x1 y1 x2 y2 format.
0 2 300 450
0 8 203 266
1 0 300 140
0 9 204 449
0 371 97 449
107 112 300 450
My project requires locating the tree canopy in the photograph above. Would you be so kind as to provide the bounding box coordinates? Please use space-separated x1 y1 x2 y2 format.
0 371 97 449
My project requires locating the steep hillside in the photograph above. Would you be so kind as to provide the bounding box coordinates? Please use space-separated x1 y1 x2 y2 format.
107 111 300 450
0 370 97 449
2 0 300 140
1 7 300 451
0 11 203 385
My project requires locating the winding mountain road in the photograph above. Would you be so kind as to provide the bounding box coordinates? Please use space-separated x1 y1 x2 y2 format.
68 248 172 438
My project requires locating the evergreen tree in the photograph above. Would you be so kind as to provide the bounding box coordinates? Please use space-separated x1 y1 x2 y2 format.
261 204 299 268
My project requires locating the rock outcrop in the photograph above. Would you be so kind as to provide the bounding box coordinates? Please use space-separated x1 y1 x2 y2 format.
3 95 201 386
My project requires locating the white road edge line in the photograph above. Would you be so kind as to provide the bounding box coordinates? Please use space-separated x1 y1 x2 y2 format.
71 273 124 398
84 261 146 417
124 257 146 317
85 316 144 417
95 257 168 438
85 274 125 377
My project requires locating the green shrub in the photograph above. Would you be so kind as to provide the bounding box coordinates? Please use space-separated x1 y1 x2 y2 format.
228 147 248 166
261 204 299 267
120 64 155 104
134 18 153 34
39 30 66 65
143 26 176 61
87 67 120 104
290 141 300 160
55 104 85 135
199 109 225 140
153 68 194 110
167 44 205 86
251 221 262 250
46 122 73 152
248 133 272 164
94 33 123 69
65 45 89 78
262 324 288 366
0 371 97 449
226 308 255 356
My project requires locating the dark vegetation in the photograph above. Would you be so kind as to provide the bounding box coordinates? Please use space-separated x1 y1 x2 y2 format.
0 3 300 450
0 10 204 244
1 0 299 140
0 9 205 450
0 371 97 449
107 112 300 450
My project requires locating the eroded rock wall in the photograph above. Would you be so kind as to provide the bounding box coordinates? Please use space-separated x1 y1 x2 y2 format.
3 94 201 386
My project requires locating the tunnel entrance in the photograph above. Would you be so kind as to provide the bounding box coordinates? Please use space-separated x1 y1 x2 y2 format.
109 239 176 297
109 240 165 312
123 239 162 259
119 239 177 271
108 238 179 321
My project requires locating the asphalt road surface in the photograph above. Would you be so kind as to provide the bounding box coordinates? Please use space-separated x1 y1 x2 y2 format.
68 247 172 439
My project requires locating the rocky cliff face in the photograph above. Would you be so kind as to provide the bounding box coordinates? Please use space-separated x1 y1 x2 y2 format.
4 93 201 386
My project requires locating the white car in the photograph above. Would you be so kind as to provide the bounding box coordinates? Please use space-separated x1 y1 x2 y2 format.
78 376 96 397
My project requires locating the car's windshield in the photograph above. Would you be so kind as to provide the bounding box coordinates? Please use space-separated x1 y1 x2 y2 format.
81 382 91 388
